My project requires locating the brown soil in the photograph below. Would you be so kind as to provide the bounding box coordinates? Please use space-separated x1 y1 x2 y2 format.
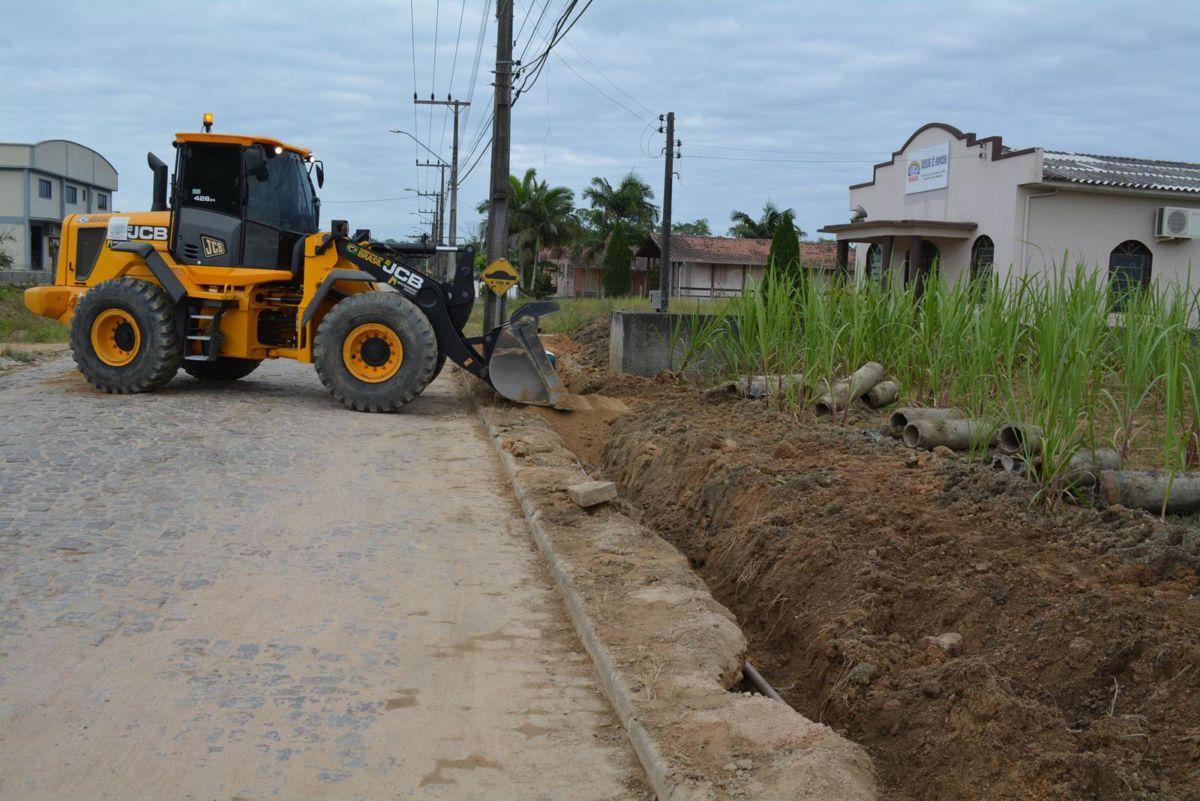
545 316 1200 801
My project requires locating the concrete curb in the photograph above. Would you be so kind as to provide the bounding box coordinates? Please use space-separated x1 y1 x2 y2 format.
464 381 877 801
477 408 682 800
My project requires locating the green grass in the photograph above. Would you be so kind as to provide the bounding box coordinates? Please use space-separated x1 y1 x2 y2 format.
465 293 716 335
701 263 1200 499
0 286 68 343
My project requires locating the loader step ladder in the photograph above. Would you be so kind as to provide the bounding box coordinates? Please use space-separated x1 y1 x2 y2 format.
184 300 234 362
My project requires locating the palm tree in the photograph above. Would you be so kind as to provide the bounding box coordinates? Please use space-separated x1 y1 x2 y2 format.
478 168 576 291
581 172 658 234
728 200 806 239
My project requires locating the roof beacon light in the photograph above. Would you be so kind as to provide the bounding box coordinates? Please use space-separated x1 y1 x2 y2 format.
202 112 213 133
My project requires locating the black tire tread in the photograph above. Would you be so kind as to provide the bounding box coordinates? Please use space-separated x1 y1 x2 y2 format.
69 277 182 394
313 292 438 412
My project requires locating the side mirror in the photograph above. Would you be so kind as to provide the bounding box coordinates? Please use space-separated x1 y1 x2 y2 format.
315 161 325 189
244 145 269 181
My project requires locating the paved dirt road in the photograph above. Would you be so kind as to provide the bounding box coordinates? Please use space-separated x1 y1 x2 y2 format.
0 357 645 800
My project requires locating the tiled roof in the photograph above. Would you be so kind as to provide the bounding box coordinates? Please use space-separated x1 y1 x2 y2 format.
645 234 847 269
1042 151 1200 194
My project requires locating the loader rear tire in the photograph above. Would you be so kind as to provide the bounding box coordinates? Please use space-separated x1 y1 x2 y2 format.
183 357 262 382
314 291 437 412
69 277 182 394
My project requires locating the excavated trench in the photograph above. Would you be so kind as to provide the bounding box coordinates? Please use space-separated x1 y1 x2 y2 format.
540 322 1200 801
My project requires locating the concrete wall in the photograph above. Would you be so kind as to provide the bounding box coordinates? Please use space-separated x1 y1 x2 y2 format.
848 125 1040 283
0 171 24 216
609 310 727 376
28 172 58 220
1027 189 1200 286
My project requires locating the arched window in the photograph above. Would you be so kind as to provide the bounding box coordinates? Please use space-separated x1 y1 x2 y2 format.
865 243 884 283
970 235 995 298
1109 240 1152 311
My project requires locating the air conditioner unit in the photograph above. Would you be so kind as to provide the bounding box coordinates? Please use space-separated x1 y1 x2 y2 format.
1155 206 1200 240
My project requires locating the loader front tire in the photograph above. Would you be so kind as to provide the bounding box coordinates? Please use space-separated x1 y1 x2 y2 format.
183 357 262 382
69 277 182 394
314 292 437 412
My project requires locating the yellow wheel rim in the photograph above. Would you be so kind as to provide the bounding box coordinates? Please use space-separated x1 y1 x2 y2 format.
343 323 403 383
90 308 140 367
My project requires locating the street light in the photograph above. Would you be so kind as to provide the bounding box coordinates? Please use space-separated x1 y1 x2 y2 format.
389 129 448 166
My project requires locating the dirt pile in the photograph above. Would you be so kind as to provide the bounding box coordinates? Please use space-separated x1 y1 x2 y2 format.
544 317 1200 801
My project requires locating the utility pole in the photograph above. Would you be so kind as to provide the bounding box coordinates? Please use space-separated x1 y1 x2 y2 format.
416 190 442 242
414 96 470 253
656 112 680 313
416 160 449 276
484 0 514 330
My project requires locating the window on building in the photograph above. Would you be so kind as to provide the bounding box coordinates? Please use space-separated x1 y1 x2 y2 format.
38 179 51 199
97 193 108 210
82 187 88 202
65 185 78 204
970 235 995 299
865 243 884 283
1108 240 1152 311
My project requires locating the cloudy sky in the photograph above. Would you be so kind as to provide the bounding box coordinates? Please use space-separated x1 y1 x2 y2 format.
2 0 1198 242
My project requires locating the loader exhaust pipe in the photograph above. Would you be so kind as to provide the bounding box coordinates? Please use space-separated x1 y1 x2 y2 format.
148 152 168 212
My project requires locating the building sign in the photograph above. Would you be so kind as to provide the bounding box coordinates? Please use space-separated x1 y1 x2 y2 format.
905 142 950 194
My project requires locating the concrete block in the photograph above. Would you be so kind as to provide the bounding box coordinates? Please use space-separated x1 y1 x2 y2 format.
567 480 618 508
609 310 728 377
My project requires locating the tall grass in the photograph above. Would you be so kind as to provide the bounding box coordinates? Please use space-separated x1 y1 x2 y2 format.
704 261 1200 491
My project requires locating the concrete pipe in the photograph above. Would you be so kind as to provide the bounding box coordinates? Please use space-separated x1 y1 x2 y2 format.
997 423 1043 456
1062 448 1121 487
991 453 1027 475
861 379 900 409
815 362 885 414
903 418 995 451
1099 469 1200 514
888 407 964 438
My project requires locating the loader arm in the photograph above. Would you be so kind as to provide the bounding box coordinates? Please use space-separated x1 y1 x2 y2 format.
326 232 566 407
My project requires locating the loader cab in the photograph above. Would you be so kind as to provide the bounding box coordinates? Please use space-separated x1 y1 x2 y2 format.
169 132 322 272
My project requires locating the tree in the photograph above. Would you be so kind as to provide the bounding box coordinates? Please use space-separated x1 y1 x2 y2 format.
477 168 576 292
728 201 806 240
602 224 633 297
0 228 15 269
767 216 802 286
673 219 711 236
582 172 658 235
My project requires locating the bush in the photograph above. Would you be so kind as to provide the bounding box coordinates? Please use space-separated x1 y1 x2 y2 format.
602 225 633 297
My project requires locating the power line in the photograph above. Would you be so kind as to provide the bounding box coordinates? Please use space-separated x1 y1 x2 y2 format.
560 37 655 119
687 153 878 164
408 0 421 192
512 0 594 102
438 0 470 155
324 192 421 204
460 0 492 137
688 142 890 157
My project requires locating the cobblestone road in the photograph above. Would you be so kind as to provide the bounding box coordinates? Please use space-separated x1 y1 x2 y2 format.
0 357 644 800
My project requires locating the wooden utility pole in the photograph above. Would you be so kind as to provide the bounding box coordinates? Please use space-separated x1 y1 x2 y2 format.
413 96 470 251
656 112 679 312
483 0 513 330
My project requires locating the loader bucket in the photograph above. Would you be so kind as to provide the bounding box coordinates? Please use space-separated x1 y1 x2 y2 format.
488 317 569 409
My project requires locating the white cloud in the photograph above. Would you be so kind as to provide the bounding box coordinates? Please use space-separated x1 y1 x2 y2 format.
1 0 1198 240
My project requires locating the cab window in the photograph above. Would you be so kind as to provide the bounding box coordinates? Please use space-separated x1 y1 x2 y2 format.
246 151 317 234
179 144 241 217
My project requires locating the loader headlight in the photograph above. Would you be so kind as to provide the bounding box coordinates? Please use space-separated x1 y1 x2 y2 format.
273 146 284 155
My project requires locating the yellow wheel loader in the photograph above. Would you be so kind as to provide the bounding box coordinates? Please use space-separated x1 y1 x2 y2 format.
23 119 566 412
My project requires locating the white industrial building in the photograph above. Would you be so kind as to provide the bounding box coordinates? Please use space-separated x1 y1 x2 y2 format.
0 139 117 280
